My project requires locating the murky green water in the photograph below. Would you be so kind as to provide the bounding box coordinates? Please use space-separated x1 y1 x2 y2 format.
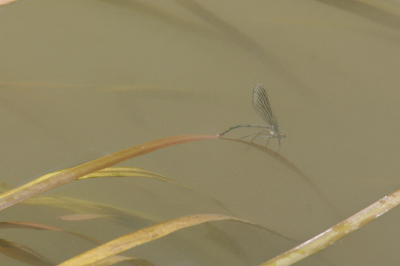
1 0 400 265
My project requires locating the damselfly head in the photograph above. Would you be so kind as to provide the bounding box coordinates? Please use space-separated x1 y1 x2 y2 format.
217 83 285 153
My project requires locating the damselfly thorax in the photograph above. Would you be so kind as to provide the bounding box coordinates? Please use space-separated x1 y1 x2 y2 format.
218 83 285 152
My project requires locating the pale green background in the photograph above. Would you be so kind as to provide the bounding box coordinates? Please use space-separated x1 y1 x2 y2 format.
1 0 400 265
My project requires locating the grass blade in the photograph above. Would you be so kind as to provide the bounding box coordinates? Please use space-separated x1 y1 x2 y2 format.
258 187 400 266
0 221 103 246
0 238 54 266
57 214 259 266
0 134 217 211
221 137 341 217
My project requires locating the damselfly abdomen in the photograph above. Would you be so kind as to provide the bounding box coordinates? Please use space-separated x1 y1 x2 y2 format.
218 83 285 151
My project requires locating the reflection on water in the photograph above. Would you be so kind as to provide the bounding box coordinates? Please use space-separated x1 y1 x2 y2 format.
1 0 400 265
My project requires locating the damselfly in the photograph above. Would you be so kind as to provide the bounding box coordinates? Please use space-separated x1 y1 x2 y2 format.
218 83 285 151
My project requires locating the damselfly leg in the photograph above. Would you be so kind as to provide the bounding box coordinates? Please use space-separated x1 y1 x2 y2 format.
218 83 286 153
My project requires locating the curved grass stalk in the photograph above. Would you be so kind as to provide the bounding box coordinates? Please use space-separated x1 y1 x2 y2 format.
57 214 259 266
175 0 308 92
22 195 163 227
258 187 400 266
0 221 103 246
79 166 233 214
0 134 217 211
39 166 233 216
45 166 205 195
0 222 153 266
0 0 19 7
315 0 400 30
0 238 54 266
221 137 341 217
